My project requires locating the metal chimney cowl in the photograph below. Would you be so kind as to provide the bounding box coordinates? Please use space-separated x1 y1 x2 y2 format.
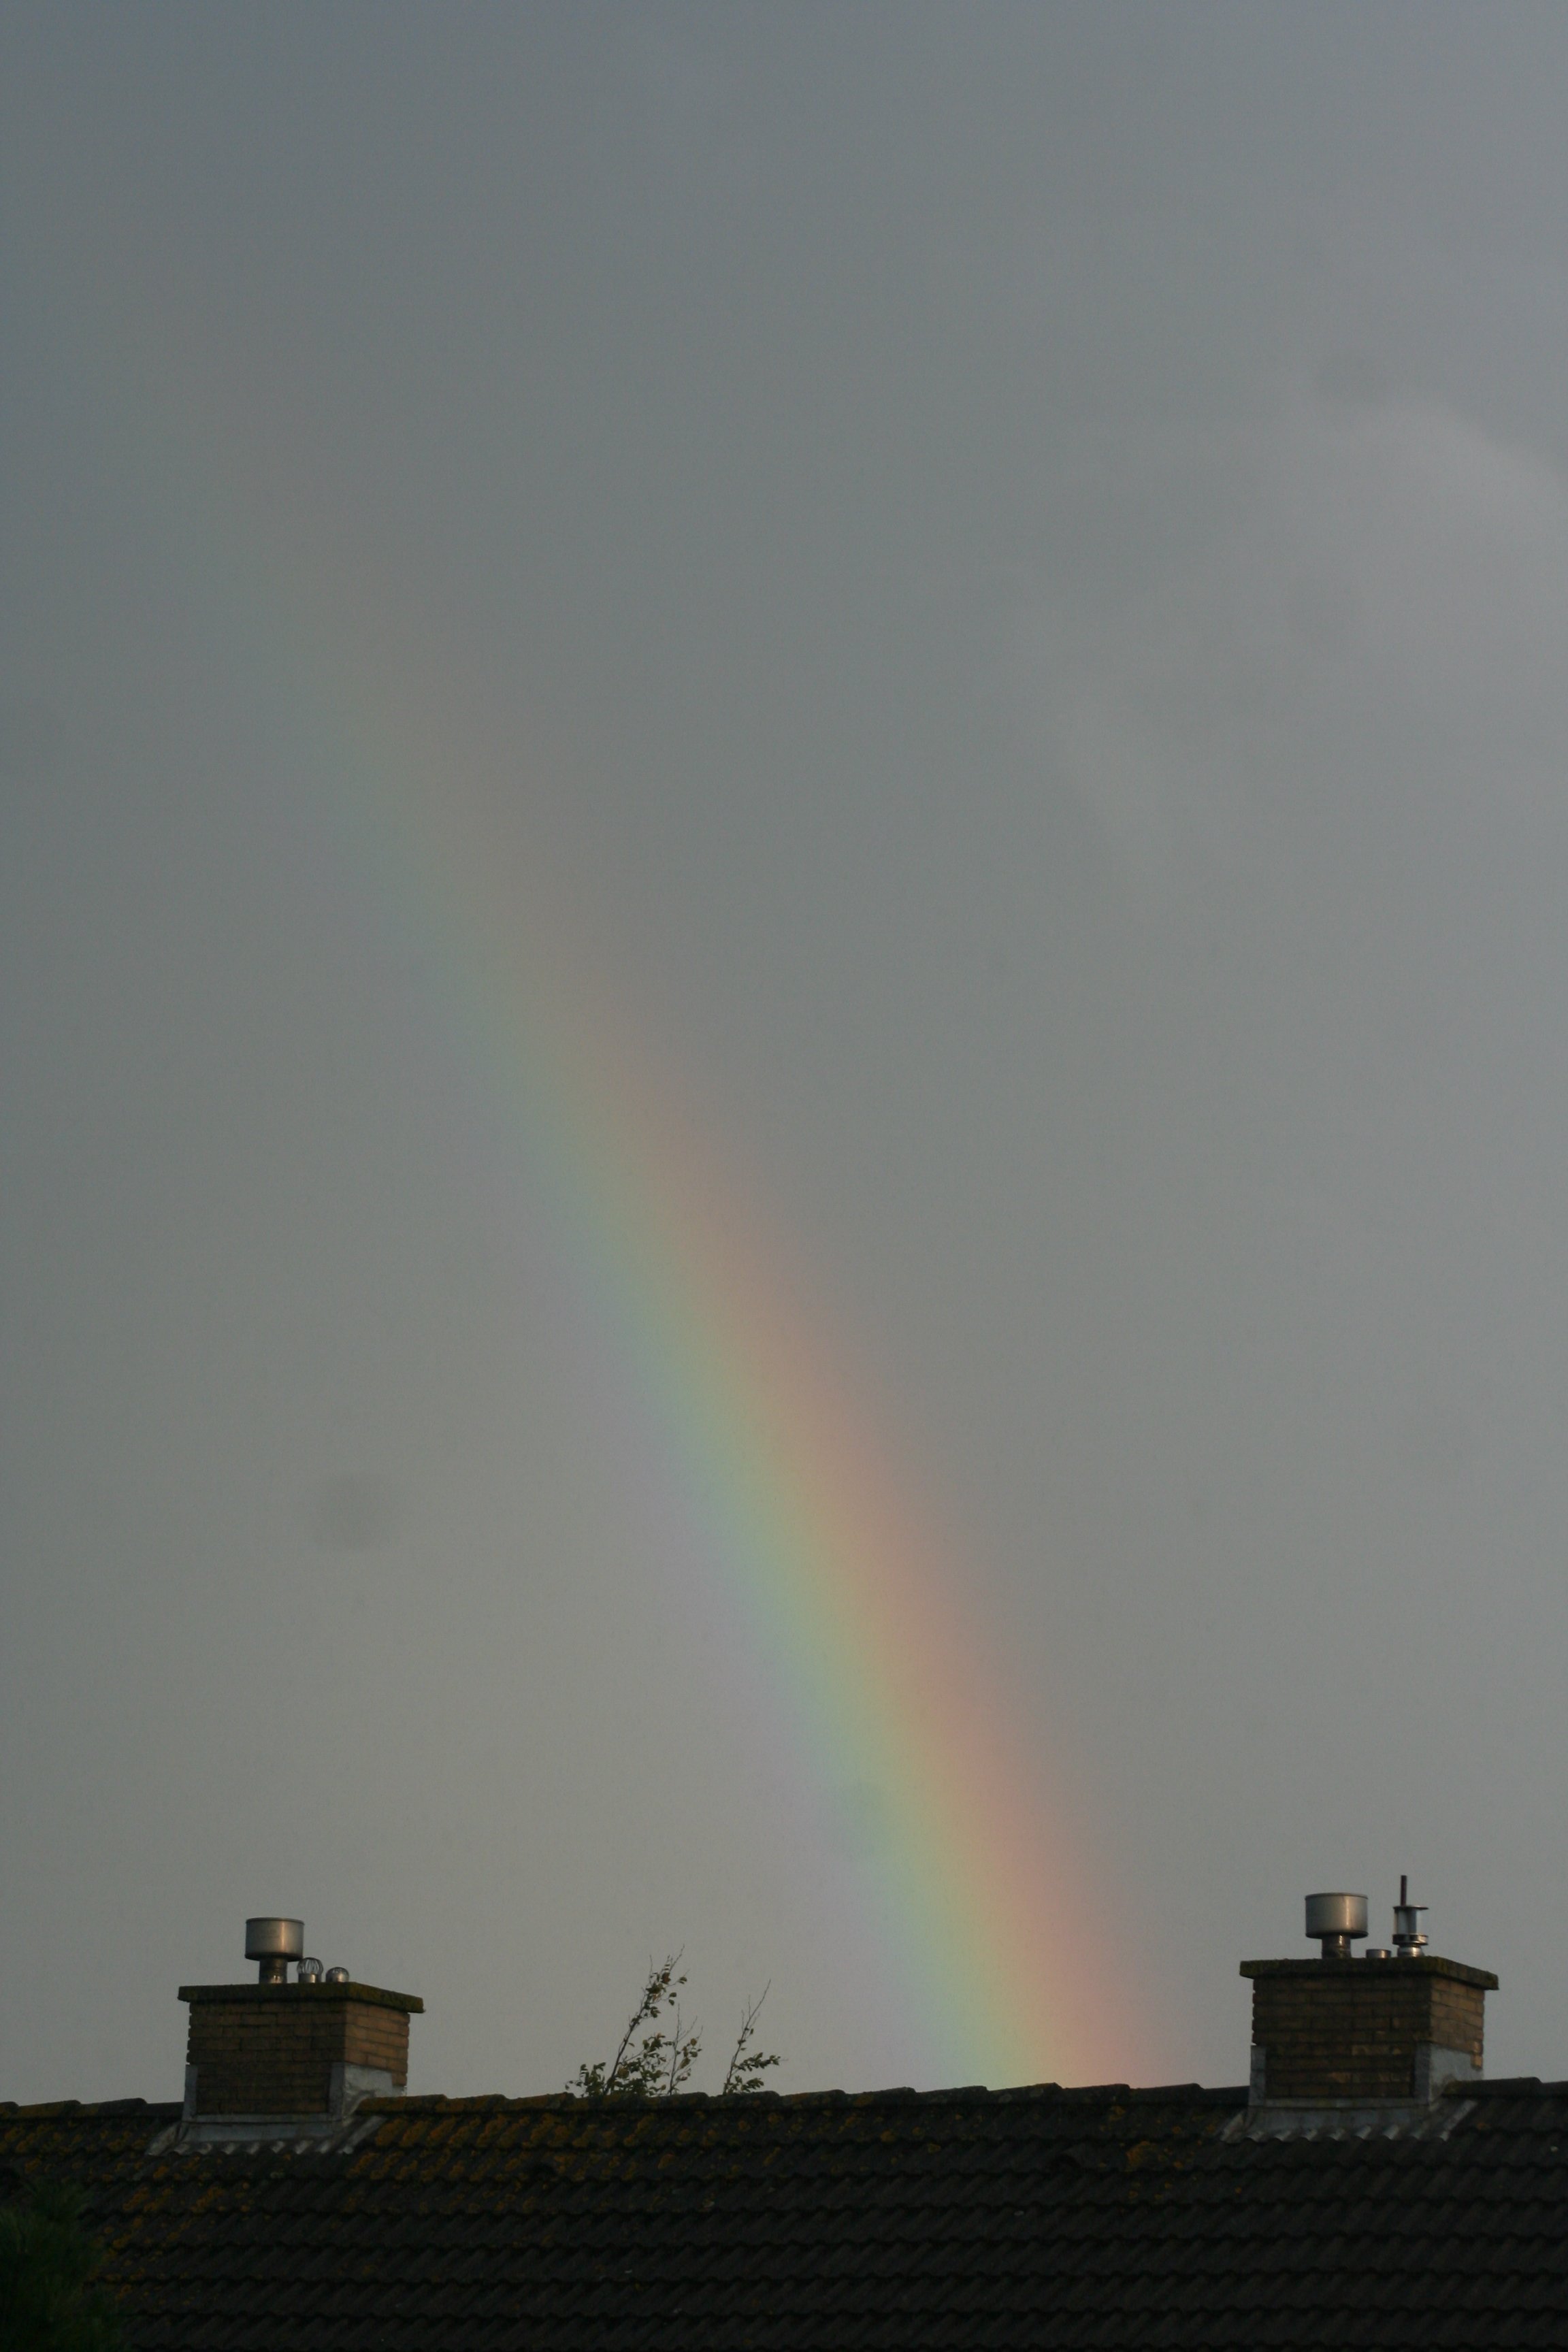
1303 1892 1368 1960
244 1917 304 1984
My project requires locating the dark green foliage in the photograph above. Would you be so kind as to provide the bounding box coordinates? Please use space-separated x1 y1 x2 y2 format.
568 1954 700 2098
570 1956 781 2098
0 2181 123 2352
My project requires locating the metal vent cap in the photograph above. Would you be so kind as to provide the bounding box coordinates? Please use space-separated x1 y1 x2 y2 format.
244 1917 304 1984
1305 1891 1368 1959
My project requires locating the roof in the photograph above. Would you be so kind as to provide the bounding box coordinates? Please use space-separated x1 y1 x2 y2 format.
7 2076 1568 2349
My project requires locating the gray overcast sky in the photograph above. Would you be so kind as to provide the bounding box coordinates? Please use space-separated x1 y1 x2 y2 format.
5 1 1568 2103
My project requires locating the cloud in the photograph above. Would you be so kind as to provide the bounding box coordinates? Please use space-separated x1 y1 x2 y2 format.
1003 389 1568 889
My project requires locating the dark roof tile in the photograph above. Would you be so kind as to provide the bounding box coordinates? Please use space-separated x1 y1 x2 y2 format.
10 2082 1568 2346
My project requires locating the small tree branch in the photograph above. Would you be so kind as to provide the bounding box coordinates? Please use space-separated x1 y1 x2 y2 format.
574 1953 684 2099
722 1984 781 2095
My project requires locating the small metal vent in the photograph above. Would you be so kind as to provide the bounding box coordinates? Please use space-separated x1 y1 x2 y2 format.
1392 1874 1428 1959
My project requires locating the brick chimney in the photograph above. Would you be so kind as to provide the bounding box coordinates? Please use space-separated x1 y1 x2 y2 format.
178 1918 423 2141
1241 1886 1497 2111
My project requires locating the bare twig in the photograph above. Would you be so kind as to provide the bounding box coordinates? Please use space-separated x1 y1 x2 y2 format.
722 1985 782 2095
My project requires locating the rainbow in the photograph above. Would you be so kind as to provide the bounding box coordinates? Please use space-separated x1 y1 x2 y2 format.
95 306 1149 2091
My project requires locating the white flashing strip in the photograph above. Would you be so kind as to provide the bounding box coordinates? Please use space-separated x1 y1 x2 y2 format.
166 2061 402 2149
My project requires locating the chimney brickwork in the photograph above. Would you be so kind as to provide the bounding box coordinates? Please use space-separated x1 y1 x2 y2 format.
180 1981 423 2120
1241 1955 1496 2104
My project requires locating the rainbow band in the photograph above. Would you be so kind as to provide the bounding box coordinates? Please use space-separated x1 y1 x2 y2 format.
97 304 1143 2089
